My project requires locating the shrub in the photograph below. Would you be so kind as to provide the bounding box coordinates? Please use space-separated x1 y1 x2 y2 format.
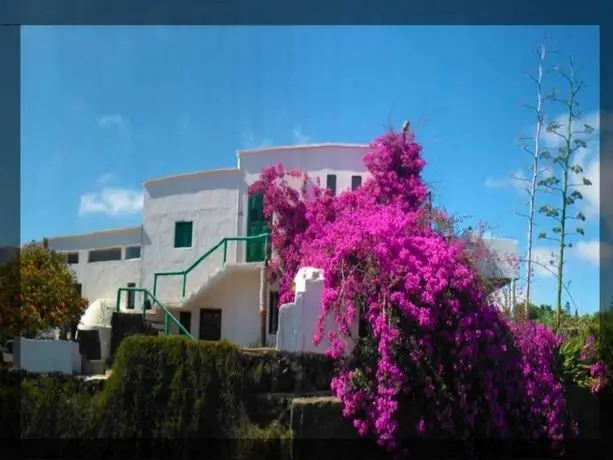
250 126 580 457
235 419 292 460
0 243 88 340
95 336 245 441
0 369 101 439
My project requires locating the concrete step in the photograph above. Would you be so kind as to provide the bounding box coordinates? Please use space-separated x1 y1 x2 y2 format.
245 391 333 427
82 359 106 375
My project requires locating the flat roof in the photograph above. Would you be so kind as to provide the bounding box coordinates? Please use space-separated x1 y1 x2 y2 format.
143 144 371 185
46 225 142 242
236 143 369 157
143 167 239 186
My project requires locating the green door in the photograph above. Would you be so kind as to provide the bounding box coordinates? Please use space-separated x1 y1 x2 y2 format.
246 193 267 262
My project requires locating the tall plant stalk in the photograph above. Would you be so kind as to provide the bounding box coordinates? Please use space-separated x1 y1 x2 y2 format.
514 42 557 321
523 44 548 321
537 56 593 332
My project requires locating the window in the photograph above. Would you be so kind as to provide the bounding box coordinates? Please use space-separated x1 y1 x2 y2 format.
125 246 141 259
75 283 82 297
174 221 193 248
88 247 122 263
351 175 362 191
61 252 79 264
126 282 136 310
326 174 337 196
268 291 280 334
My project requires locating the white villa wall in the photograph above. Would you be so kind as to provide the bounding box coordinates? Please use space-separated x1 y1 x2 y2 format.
236 144 370 261
141 170 243 304
181 268 265 346
276 267 359 355
38 143 521 348
47 227 143 308
14 337 81 375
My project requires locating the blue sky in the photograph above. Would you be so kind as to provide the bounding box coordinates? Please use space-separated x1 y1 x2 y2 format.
21 26 601 312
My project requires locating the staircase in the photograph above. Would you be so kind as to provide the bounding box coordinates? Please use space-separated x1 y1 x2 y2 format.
115 233 268 341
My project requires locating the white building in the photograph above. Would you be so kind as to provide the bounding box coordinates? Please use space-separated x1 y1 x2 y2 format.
45 143 519 348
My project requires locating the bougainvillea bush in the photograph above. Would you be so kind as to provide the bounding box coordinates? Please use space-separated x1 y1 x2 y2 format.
249 127 586 457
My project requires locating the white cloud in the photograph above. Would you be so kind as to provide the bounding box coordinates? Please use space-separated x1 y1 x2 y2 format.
531 246 557 278
79 187 143 217
484 177 508 188
484 169 528 195
98 114 126 129
576 240 613 266
292 125 310 144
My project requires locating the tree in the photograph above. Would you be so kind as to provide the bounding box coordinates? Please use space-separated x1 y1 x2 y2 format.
537 55 594 332
0 243 88 340
516 42 554 321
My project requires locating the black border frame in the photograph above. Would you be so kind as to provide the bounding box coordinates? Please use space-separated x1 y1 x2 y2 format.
3 0 611 456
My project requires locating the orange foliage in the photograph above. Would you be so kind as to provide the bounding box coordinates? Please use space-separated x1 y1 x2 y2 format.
0 243 88 339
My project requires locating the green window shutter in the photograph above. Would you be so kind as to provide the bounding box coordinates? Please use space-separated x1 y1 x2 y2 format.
246 194 265 262
174 221 193 248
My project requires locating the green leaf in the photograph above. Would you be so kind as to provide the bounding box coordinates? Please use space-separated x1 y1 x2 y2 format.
570 164 584 174
570 190 583 200
553 227 562 234
576 227 584 235
539 150 551 160
538 232 547 239
547 121 562 133
583 177 592 186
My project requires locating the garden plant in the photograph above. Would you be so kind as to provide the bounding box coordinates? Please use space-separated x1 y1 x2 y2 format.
249 125 609 457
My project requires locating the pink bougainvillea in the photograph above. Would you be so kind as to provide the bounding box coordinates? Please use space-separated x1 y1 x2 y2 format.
249 127 579 457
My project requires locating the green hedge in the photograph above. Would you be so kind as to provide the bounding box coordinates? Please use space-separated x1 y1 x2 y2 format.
95 336 245 439
1 369 103 439
3 336 312 457
2 335 610 459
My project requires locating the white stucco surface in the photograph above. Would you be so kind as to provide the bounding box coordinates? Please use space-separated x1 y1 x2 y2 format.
14 337 81 375
47 227 144 308
276 267 359 355
181 266 264 346
463 231 520 282
141 170 242 304
236 144 370 263
77 299 124 363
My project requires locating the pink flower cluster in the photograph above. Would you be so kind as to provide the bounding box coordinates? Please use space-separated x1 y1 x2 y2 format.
249 128 577 457
588 361 608 394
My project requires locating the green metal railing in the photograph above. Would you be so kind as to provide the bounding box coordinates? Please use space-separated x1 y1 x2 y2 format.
114 232 269 340
152 233 269 300
115 287 195 339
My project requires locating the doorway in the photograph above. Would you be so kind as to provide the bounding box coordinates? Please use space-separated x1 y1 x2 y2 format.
246 193 267 262
179 311 192 336
199 308 222 341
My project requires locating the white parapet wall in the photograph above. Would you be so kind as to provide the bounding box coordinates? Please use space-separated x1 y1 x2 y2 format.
76 298 119 363
13 337 82 375
276 267 359 355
